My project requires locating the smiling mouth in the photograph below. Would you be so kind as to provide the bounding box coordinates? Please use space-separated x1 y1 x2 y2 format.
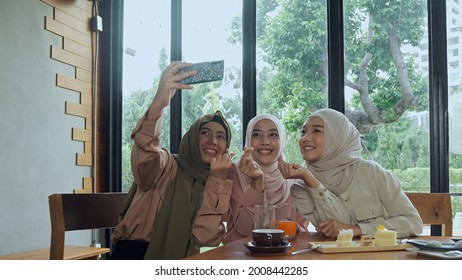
257 149 273 155
203 148 217 155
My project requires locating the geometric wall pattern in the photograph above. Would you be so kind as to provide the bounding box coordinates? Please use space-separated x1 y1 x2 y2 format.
41 0 95 193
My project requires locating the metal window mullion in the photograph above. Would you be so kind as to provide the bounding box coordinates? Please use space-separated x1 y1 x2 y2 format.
170 0 182 153
428 0 449 236
428 0 449 194
327 0 345 112
242 0 257 148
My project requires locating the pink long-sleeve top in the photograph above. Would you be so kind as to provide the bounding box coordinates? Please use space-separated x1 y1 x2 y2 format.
112 114 233 247
224 169 308 243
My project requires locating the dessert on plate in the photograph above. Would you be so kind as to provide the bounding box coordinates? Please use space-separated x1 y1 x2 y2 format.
374 225 397 246
336 229 354 247
333 225 398 248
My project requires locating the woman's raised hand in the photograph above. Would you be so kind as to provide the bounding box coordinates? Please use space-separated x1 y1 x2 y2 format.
277 156 305 179
278 157 320 188
152 61 196 108
238 147 263 180
209 149 235 180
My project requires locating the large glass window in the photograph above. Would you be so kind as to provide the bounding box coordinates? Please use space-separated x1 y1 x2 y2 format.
121 1 170 191
448 0 462 236
255 0 328 164
182 0 243 155
118 1 460 234
344 1 430 194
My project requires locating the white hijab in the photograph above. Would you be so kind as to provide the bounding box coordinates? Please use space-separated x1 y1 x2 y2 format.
239 114 291 204
306 108 362 195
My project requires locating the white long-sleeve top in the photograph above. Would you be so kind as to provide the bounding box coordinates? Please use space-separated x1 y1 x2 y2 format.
291 159 423 238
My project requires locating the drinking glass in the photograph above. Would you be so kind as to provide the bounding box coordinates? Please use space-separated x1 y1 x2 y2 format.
277 203 297 240
254 204 278 229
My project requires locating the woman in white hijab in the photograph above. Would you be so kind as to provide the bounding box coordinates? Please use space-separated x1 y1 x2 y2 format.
278 108 423 238
223 114 309 243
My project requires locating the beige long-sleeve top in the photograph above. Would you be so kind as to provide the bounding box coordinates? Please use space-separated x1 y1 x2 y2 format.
224 167 308 243
291 159 423 238
112 114 233 247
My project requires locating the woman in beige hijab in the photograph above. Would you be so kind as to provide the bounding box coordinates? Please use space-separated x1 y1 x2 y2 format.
278 108 423 239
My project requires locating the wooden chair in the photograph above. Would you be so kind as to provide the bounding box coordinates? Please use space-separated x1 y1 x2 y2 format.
48 193 128 260
405 192 453 236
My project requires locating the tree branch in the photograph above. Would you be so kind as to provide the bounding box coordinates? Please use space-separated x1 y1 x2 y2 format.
388 27 416 118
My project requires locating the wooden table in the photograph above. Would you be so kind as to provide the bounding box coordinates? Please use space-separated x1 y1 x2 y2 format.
0 246 109 260
185 232 453 260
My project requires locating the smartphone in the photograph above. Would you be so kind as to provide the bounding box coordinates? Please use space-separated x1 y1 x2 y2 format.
180 60 224 85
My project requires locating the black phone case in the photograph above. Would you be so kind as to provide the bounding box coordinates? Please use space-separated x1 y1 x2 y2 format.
180 60 224 85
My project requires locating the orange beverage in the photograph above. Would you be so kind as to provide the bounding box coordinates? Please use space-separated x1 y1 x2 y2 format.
278 220 297 239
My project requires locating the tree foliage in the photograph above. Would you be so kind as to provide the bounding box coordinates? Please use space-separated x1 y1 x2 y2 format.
228 0 432 166
246 0 429 135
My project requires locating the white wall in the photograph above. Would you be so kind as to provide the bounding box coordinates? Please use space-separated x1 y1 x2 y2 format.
0 0 92 255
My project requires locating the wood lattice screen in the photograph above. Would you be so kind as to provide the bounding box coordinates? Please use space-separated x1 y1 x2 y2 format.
41 0 96 193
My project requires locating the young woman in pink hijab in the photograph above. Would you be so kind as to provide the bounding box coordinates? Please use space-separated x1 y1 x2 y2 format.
278 108 423 239
223 114 309 243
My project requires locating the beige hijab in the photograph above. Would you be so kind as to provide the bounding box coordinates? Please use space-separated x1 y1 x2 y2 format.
306 108 362 195
239 114 291 204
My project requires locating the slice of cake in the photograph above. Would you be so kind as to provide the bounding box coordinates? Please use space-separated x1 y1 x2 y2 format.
336 229 354 247
374 225 397 246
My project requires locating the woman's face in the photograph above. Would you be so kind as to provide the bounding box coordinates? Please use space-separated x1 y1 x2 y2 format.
250 119 280 165
198 121 228 164
299 116 324 163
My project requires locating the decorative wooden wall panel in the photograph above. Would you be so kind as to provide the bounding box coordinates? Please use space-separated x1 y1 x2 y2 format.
41 0 95 193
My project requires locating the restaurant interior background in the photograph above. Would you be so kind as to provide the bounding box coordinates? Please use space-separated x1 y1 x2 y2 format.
1 0 462 257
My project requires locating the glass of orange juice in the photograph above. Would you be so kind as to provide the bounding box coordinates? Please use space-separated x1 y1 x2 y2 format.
277 203 297 240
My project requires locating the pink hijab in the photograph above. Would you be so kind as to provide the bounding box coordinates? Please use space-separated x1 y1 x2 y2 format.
238 114 291 204
306 108 362 195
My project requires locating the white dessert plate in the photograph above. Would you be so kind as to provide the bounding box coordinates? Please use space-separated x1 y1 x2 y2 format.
245 241 292 254
308 241 411 254
451 237 462 243
405 239 462 252
407 247 462 259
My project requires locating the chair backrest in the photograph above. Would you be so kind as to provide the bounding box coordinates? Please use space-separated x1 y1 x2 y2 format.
48 193 128 260
405 192 452 236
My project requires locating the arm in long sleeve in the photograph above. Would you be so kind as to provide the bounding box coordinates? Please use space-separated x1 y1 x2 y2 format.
356 163 423 238
193 176 233 247
131 112 171 193
222 164 266 243
290 180 320 226
291 180 352 227
131 62 191 192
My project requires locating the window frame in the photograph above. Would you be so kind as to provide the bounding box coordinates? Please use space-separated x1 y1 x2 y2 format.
100 0 450 235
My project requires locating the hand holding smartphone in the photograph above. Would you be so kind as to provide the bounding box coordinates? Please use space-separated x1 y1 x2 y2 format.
180 60 224 85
